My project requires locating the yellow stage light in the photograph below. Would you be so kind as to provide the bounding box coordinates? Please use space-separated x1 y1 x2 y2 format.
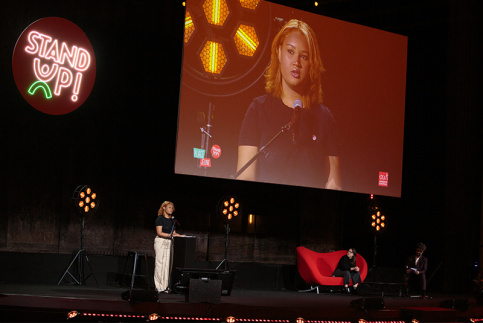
234 24 259 57
67 311 79 319
72 185 100 215
239 0 260 10
218 195 241 222
149 313 159 321
370 206 386 233
184 11 196 43
203 0 229 26
200 41 227 74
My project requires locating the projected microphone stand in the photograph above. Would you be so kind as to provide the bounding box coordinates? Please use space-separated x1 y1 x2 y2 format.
232 122 292 179
199 102 214 176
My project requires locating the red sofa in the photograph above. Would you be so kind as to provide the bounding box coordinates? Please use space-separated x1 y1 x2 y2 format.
296 246 368 293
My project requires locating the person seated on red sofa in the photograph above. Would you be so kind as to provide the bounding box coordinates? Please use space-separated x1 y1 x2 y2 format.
332 248 361 294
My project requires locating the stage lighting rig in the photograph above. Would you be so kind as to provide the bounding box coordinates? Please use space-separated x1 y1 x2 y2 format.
370 206 386 233
216 195 242 270
58 185 99 286
182 0 272 97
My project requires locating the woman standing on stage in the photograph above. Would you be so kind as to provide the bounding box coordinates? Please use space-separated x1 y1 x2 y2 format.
154 201 182 293
333 248 361 293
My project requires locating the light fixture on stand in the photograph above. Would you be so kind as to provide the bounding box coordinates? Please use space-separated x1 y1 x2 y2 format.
58 185 99 286
366 194 386 282
215 196 241 270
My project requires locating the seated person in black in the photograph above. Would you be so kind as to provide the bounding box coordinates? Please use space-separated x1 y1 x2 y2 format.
333 248 361 293
403 242 428 298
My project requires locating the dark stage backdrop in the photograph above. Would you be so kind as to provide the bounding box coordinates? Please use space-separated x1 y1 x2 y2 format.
0 1 481 294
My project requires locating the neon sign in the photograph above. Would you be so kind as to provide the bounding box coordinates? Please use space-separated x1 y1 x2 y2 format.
12 17 96 115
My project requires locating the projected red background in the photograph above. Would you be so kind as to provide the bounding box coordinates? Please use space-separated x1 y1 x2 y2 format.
175 0 407 197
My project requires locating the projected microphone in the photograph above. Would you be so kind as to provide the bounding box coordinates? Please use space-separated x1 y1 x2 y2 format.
291 99 303 144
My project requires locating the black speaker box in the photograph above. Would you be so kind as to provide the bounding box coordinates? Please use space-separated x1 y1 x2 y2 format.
350 296 385 309
121 289 158 302
188 278 222 304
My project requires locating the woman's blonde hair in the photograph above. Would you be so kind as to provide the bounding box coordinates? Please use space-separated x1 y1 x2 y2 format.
265 19 324 109
158 201 174 216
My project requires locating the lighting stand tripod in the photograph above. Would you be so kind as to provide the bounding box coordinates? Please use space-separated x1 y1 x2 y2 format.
216 222 231 270
367 234 383 282
58 216 98 286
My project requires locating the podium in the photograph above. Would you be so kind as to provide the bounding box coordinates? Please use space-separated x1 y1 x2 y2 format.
171 236 196 290
173 236 197 268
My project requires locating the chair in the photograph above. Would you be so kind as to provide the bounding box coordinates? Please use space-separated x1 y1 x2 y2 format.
122 251 150 290
296 246 368 294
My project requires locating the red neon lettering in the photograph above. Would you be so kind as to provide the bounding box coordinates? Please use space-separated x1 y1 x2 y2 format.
72 73 82 101
25 31 52 57
54 67 73 96
33 58 59 82
25 31 91 72
75 48 90 71
60 42 78 68
44 38 60 62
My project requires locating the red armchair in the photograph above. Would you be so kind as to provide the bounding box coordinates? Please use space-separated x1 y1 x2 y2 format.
296 246 368 293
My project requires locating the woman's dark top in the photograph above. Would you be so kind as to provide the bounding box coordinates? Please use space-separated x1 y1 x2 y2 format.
155 215 175 234
335 255 355 272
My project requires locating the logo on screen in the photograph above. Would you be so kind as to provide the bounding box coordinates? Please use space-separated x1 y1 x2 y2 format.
200 158 211 167
211 145 221 159
378 172 389 187
193 148 206 159
12 17 96 115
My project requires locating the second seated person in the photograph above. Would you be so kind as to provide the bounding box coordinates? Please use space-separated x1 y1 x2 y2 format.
237 19 342 189
333 248 361 293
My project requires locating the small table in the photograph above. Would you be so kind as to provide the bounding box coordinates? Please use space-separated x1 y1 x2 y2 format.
361 282 405 298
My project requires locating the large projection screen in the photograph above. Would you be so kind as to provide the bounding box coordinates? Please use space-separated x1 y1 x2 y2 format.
175 0 408 197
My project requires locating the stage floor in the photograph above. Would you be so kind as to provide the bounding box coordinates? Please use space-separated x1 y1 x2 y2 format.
0 283 481 322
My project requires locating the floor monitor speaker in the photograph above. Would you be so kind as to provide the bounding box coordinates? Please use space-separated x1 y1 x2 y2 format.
188 278 222 304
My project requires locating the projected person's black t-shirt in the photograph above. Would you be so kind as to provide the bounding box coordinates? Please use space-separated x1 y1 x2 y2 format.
238 94 341 188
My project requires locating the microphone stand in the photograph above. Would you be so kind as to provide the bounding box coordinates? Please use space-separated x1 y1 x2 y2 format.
166 218 177 293
232 122 292 179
